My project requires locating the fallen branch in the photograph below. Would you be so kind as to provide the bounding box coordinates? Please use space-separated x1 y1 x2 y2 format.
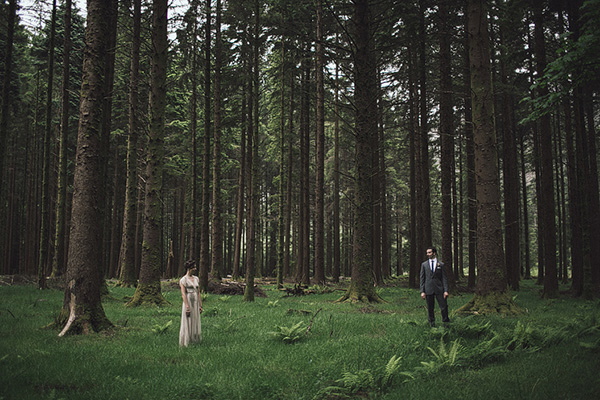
305 308 323 336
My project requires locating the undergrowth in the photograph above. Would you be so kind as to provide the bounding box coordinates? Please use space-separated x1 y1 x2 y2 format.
0 280 599 400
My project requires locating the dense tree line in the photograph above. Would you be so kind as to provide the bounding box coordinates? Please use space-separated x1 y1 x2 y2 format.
0 0 598 332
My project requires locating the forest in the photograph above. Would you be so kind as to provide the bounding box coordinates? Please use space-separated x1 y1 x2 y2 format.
1 0 600 398
0 0 599 331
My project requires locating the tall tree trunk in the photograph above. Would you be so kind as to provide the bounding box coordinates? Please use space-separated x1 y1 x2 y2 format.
313 0 326 285
379 77 390 279
408 46 418 289
190 2 199 264
338 0 382 303
211 0 223 280
372 103 382 285
99 0 119 283
584 100 599 293
519 129 531 279
200 0 212 292
118 0 142 287
439 0 456 292
24 70 43 276
553 111 566 282
244 0 260 301
232 57 247 281
57 0 113 336
283 74 294 279
297 57 310 286
0 0 16 197
108 146 124 278
557 104 573 284
128 0 168 307
463 4 477 290
533 0 558 298
38 0 58 290
277 35 286 288
455 130 463 279
499 23 520 291
51 0 72 278
332 49 341 283
419 0 432 250
458 0 519 315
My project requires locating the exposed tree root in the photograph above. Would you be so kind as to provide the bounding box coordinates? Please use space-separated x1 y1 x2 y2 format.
455 291 523 316
126 282 168 307
335 285 385 303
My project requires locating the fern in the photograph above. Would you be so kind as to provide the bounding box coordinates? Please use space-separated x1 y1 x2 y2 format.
428 338 463 367
266 300 280 308
467 332 509 366
381 354 402 387
270 321 306 343
335 369 375 393
450 317 492 338
151 320 172 335
507 321 540 352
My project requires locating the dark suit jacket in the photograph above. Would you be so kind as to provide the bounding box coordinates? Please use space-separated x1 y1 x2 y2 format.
420 259 449 295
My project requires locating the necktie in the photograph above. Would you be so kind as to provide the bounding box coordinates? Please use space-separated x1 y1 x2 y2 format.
431 260 434 272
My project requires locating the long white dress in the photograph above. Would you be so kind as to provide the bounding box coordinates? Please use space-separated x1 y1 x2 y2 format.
179 275 202 347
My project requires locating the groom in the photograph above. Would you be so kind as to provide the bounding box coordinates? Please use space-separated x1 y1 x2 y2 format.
420 246 449 327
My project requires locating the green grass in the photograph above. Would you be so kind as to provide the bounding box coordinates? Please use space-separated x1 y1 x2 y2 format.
1 279 599 400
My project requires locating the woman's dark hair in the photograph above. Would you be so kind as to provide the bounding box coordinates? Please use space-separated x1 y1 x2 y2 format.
184 260 196 270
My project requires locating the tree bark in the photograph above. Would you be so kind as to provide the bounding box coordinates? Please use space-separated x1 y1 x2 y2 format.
128 0 169 307
57 0 113 336
99 0 119 283
0 0 16 197
457 0 519 315
51 0 72 279
408 46 418 289
211 0 223 280
519 129 531 279
332 48 341 283
244 0 260 301
200 0 212 292
38 0 58 290
118 0 142 288
297 57 310 286
313 0 326 285
277 35 286 288
463 4 477 290
283 73 294 279
338 0 382 303
584 100 600 293
379 76 390 279
533 0 558 298
439 0 456 292
232 59 247 281
418 0 432 251
189 2 199 264
499 22 520 291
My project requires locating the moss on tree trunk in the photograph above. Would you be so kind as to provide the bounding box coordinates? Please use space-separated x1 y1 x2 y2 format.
127 281 168 307
336 282 384 303
54 301 113 335
456 291 522 316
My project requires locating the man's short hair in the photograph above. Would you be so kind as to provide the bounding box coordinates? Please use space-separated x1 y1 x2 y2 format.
428 246 437 254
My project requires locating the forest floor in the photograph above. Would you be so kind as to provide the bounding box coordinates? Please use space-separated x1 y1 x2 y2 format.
1 276 599 399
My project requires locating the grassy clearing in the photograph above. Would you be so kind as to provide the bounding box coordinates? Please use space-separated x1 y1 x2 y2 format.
1 278 599 400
